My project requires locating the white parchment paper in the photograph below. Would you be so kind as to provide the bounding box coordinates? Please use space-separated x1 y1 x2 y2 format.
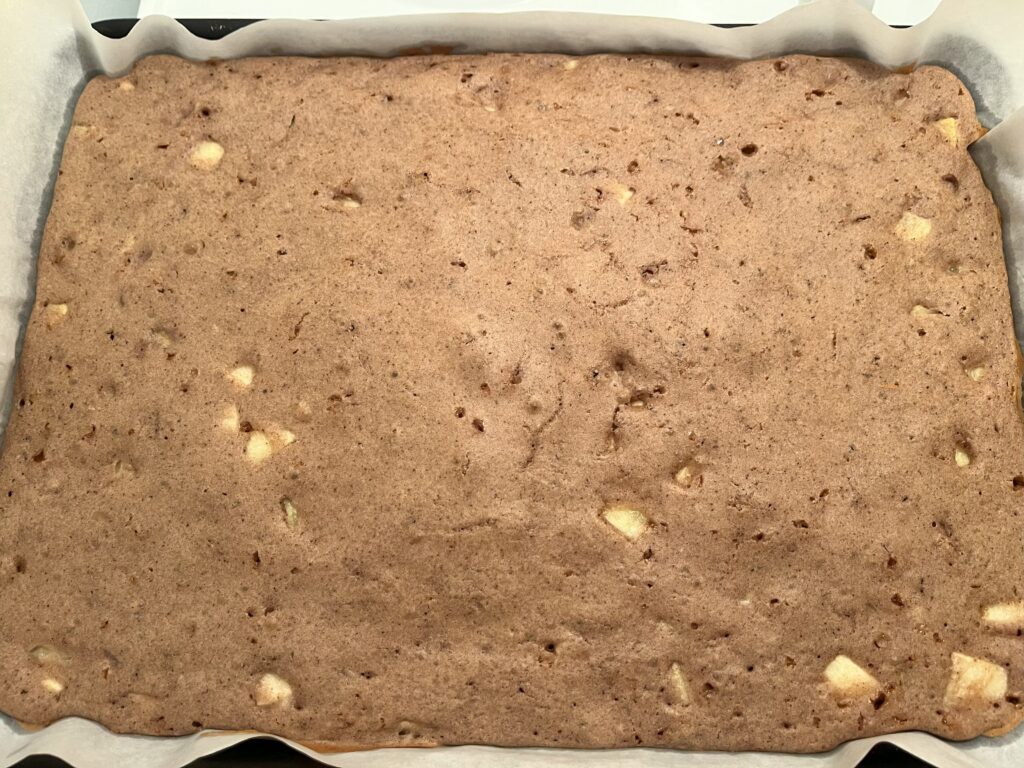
1 0 1022 765
134 0 943 27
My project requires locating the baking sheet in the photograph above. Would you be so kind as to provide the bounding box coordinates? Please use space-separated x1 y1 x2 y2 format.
1 0 1023 766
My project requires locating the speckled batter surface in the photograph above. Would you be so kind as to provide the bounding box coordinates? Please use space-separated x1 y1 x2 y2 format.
1 54 1022 752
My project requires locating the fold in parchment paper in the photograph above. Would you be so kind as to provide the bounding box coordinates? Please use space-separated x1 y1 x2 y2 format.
1 0 1022 766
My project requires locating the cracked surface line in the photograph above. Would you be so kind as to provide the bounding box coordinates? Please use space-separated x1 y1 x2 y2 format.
522 390 564 469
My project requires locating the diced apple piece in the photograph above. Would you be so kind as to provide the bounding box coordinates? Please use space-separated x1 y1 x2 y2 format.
606 182 635 205
935 117 960 147
945 652 1007 705
669 662 691 707
824 655 880 702
255 673 293 707
602 506 648 541
227 365 255 388
982 602 1024 633
190 140 224 170
894 212 932 242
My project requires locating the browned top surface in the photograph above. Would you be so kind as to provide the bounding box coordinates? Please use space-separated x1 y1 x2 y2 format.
0 53 1022 752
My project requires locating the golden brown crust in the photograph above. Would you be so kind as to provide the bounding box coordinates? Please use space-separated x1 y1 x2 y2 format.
1 53 1022 752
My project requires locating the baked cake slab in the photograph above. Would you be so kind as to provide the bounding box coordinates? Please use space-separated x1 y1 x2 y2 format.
0 54 1022 752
